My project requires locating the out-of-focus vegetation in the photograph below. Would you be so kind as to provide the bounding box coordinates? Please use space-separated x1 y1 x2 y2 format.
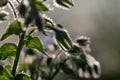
45 0 120 80
1 0 120 80
0 0 101 80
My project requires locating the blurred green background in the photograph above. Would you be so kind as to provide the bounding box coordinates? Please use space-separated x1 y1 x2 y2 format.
0 0 120 80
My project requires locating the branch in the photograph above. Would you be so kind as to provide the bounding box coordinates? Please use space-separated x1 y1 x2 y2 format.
8 1 17 19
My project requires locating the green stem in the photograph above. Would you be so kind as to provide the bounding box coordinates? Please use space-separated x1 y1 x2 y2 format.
11 31 26 76
48 50 62 80
50 68 60 80
48 58 69 80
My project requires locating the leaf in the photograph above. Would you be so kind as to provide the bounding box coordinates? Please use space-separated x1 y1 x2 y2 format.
17 64 25 73
0 43 17 60
15 73 30 80
40 71 48 80
43 14 56 27
79 54 88 69
5 65 11 73
80 54 87 63
46 26 73 51
59 63 74 75
0 0 8 7
70 57 80 66
71 54 88 71
0 65 12 78
0 76 9 80
27 37 46 55
54 0 74 9
43 14 57 32
68 44 82 56
1 20 23 41
87 66 93 75
23 36 32 45
25 37 47 55
0 13 7 21
35 0 49 11
55 29 73 51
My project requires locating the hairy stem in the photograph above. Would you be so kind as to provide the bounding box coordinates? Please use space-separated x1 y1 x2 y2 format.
8 1 17 19
48 50 62 80
11 31 26 76
50 68 60 80
50 57 69 80
16 0 20 3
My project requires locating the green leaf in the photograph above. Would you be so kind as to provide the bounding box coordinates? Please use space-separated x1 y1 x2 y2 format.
5 65 11 73
0 0 8 7
0 65 12 78
70 57 81 67
17 64 24 73
59 63 74 75
79 54 88 69
15 73 30 80
54 0 74 9
80 54 87 63
87 66 93 75
23 36 32 45
0 76 9 80
40 71 48 80
46 26 73 51
1 20 23 41
0 43 17 60
44 15 56 27
44 15 56 31
35 0 49 11
25 37 47 55
55 29 73 51
68 44 82 56
0 13 7 21
70 54 88 71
